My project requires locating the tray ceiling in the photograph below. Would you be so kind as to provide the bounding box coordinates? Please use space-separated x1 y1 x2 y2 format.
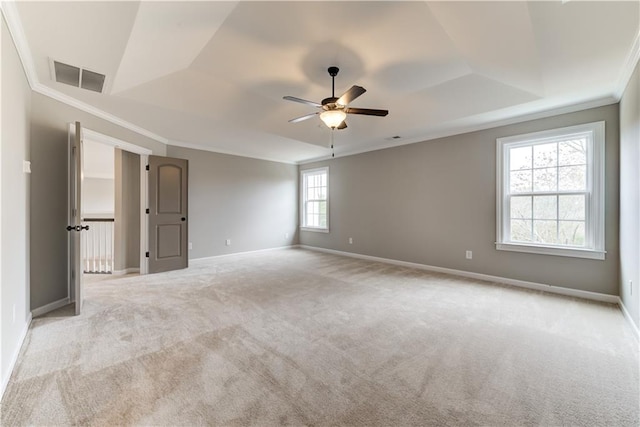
7 1 639 163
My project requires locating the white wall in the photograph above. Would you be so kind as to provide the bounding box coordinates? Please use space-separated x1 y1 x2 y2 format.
619 60 640 330
83 178 114 217
1 14 32 398
83 139 115 217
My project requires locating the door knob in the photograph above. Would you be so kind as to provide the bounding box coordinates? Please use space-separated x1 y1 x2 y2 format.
66 225 90 231
181 217 186 221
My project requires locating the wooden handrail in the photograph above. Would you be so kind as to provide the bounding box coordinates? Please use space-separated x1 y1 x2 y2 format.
82 218 114 222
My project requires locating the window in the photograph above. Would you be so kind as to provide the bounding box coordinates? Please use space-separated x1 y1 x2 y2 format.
496 121 605 259
301 167 329 232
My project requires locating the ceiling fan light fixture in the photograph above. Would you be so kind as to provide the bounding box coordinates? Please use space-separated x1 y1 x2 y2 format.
320 109 346 129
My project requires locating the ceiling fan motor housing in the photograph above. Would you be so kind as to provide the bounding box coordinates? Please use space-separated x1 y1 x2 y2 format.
321 97 340 108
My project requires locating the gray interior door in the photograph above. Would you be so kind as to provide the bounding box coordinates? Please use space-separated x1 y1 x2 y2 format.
148 155 188 273
68 121 86 315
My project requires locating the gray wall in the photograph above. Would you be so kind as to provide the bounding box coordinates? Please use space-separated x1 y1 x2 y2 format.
166 146 298 259
619 61 639 328
114 149 140 271
1 15 31 394
301 104 620 296
30 93 165 310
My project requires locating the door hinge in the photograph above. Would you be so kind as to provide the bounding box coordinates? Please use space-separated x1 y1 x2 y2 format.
145 251 150 258
146 208 149 214
145 164 149 171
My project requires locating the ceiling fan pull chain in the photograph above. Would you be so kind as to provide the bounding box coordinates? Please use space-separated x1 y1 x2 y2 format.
331 130 335 158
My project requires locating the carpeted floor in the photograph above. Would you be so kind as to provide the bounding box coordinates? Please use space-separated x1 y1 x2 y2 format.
1 248 638 426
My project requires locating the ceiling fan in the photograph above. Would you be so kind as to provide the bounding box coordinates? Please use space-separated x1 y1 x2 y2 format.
284 66 389 130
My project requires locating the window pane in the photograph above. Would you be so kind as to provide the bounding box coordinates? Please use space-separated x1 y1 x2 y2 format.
319 213 327 227
559 138 587 166
510 170 532 193
510 146 532 170
533 220 558 244
306 213 316 227
558 165 586 191
533 195 557 220
533 143 557 168
510 196 532 219
308 187 316 200
559 221 585 246
533 167 557 192
511 219 532 242
321 174 327 187
317 188 326 200
559 195 585 220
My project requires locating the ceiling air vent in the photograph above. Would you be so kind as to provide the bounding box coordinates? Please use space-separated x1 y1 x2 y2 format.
53 60 106 93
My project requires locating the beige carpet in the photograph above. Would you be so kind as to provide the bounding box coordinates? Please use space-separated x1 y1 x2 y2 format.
1 248 638 426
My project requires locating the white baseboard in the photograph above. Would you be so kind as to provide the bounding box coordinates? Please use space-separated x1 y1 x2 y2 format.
618 298 640 340
1 312 32 400
112 268 140 276
191 245 297 263
31 297 70 318
299 245 619 304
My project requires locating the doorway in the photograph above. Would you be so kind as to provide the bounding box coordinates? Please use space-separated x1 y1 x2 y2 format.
79 128 151 278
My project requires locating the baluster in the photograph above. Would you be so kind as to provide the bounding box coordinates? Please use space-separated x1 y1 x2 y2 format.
100 222 105 273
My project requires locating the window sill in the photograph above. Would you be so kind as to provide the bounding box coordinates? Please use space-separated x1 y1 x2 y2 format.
496 242 605 260
300 227 329 233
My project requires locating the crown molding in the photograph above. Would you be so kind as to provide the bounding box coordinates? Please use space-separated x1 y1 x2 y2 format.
1 1 37 87
297 95 618 165
1 1 168 146
33 83 169 144
615 28 640 100
167 139 297 165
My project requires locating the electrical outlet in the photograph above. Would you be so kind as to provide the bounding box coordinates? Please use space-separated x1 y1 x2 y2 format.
348 237 353 244
225 239 231 246
285 232 289 239
465 250 472 259
188 242 193 250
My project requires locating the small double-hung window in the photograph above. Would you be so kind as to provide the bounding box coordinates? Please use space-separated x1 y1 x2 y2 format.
496 121 605 259
301 167 328 232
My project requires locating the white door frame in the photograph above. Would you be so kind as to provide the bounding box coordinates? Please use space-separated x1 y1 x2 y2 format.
81 128 152 275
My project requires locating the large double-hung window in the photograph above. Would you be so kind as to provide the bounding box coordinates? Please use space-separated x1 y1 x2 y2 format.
301 167 328 232
496 121 605 259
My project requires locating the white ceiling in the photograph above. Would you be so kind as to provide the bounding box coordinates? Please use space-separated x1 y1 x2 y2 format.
8 1 640 163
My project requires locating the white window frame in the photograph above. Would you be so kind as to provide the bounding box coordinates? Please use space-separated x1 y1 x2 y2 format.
496 121 605 260
300 167 329 232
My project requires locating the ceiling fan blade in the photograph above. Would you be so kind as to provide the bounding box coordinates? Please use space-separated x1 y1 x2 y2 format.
337 85 366 106
283 96 322 108
288 112 318 123
345 107 389 117
337 120 347 130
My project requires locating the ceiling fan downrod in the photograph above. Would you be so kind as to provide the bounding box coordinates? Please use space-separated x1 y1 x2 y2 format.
328 66 339 98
